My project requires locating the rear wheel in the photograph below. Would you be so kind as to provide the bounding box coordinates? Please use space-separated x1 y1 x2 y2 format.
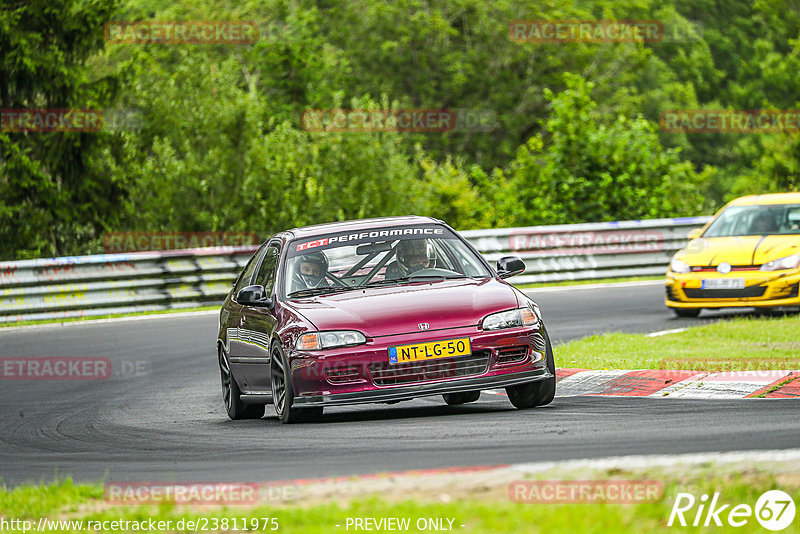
219 349 265 420
506 325 556 409
443 391 481 405
672 307 701 318
271 344 323 424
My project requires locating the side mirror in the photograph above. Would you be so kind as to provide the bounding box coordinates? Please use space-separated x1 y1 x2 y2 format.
496 256 526 279
687 228 702 239
236 285 273 307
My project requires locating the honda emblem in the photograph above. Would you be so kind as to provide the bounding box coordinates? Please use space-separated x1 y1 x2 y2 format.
418 323 430 330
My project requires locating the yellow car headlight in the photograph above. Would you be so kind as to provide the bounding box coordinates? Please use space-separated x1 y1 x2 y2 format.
760 254 800 271
670 258 691 274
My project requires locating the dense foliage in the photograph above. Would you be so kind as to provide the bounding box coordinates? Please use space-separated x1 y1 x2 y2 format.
2 0 799 259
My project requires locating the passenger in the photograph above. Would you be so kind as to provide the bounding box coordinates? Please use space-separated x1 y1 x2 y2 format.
385 239 434 279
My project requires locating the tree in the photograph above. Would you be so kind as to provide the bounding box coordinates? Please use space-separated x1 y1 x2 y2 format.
0 0 123 259
499 74 711 225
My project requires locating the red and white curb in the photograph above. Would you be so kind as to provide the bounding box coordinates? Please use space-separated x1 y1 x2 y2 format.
554 368 800 399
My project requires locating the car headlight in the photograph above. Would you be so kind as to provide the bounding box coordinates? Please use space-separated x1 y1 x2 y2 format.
670 258 691 274
296 330 367 350
481 307 539 331
760 254 800 271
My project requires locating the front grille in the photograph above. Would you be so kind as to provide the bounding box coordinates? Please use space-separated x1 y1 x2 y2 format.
496 346 529 364
369 350 491 386
683 286 767 299
691 265 760 272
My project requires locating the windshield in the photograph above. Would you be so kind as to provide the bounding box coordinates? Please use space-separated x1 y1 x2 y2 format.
283 224 491 297
702 204 800 238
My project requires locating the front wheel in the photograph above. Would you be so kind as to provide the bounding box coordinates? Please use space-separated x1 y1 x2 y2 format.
506 324 556 409
271 344 323 424
219 349 265 420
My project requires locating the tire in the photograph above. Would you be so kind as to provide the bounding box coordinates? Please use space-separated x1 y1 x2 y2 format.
270 344 323 424
672 307 701 318
219 348 265 420
443 391 481 405
505 324 556 409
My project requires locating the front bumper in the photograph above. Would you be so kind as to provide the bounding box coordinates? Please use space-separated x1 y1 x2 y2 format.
291 368 551 406
287 325 551 408
665 269 800 309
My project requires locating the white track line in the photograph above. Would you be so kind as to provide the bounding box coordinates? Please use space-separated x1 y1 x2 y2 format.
646 328 688 337
509 448 800 473
0 310 218 332
523 280 664 293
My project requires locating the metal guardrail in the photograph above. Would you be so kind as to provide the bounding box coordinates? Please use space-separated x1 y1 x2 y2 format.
0 247 256 323
0 217 711 323
461 216 712 285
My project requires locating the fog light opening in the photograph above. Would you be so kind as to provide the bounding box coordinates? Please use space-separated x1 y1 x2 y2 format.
324 366 362 384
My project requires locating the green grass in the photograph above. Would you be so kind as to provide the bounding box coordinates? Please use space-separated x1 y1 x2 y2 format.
1 465 798 533
0 479 102 518
556 315 800 371
516 275 663 289
0 305 219 328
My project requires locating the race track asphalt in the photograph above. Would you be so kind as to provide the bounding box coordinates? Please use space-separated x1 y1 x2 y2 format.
1 281 796 486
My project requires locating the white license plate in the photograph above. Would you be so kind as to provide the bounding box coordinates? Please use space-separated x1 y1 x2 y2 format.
702 278 745 290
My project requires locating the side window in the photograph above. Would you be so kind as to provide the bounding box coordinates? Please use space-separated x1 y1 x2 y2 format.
783 207 800 232
254 246 280 295
234 245 267 295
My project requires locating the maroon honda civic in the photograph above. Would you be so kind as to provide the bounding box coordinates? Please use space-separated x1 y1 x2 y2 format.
216 216 555 423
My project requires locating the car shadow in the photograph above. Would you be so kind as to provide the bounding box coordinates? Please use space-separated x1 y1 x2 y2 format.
669 307 798 325
258 398 554 425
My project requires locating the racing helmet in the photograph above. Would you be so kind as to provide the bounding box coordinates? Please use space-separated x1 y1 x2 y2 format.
293 251 329 289
396 239 434 275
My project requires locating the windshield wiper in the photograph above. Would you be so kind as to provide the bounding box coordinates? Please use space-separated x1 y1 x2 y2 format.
287 286 360 298
365 275 465 287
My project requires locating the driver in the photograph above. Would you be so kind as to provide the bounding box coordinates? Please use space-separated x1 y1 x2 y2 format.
290 251 330 292
749 212 778 234
385 239 434 279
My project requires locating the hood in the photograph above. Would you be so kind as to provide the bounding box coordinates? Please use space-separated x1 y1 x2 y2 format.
286 278 519 337
678 236 800 266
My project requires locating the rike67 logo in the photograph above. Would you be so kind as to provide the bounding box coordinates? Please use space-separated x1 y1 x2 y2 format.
668 490 795 530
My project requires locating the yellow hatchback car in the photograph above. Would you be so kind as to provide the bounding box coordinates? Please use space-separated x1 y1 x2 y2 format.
666 193 800 317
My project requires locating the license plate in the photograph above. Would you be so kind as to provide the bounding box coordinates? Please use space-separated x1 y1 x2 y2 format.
388 338 471 364
702 278 745 290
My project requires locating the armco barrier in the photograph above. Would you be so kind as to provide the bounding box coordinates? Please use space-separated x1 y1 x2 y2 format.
0 247 257 323
461 216 711 285
0 217 711 323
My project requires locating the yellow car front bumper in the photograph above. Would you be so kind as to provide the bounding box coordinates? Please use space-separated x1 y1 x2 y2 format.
665 269 800 309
